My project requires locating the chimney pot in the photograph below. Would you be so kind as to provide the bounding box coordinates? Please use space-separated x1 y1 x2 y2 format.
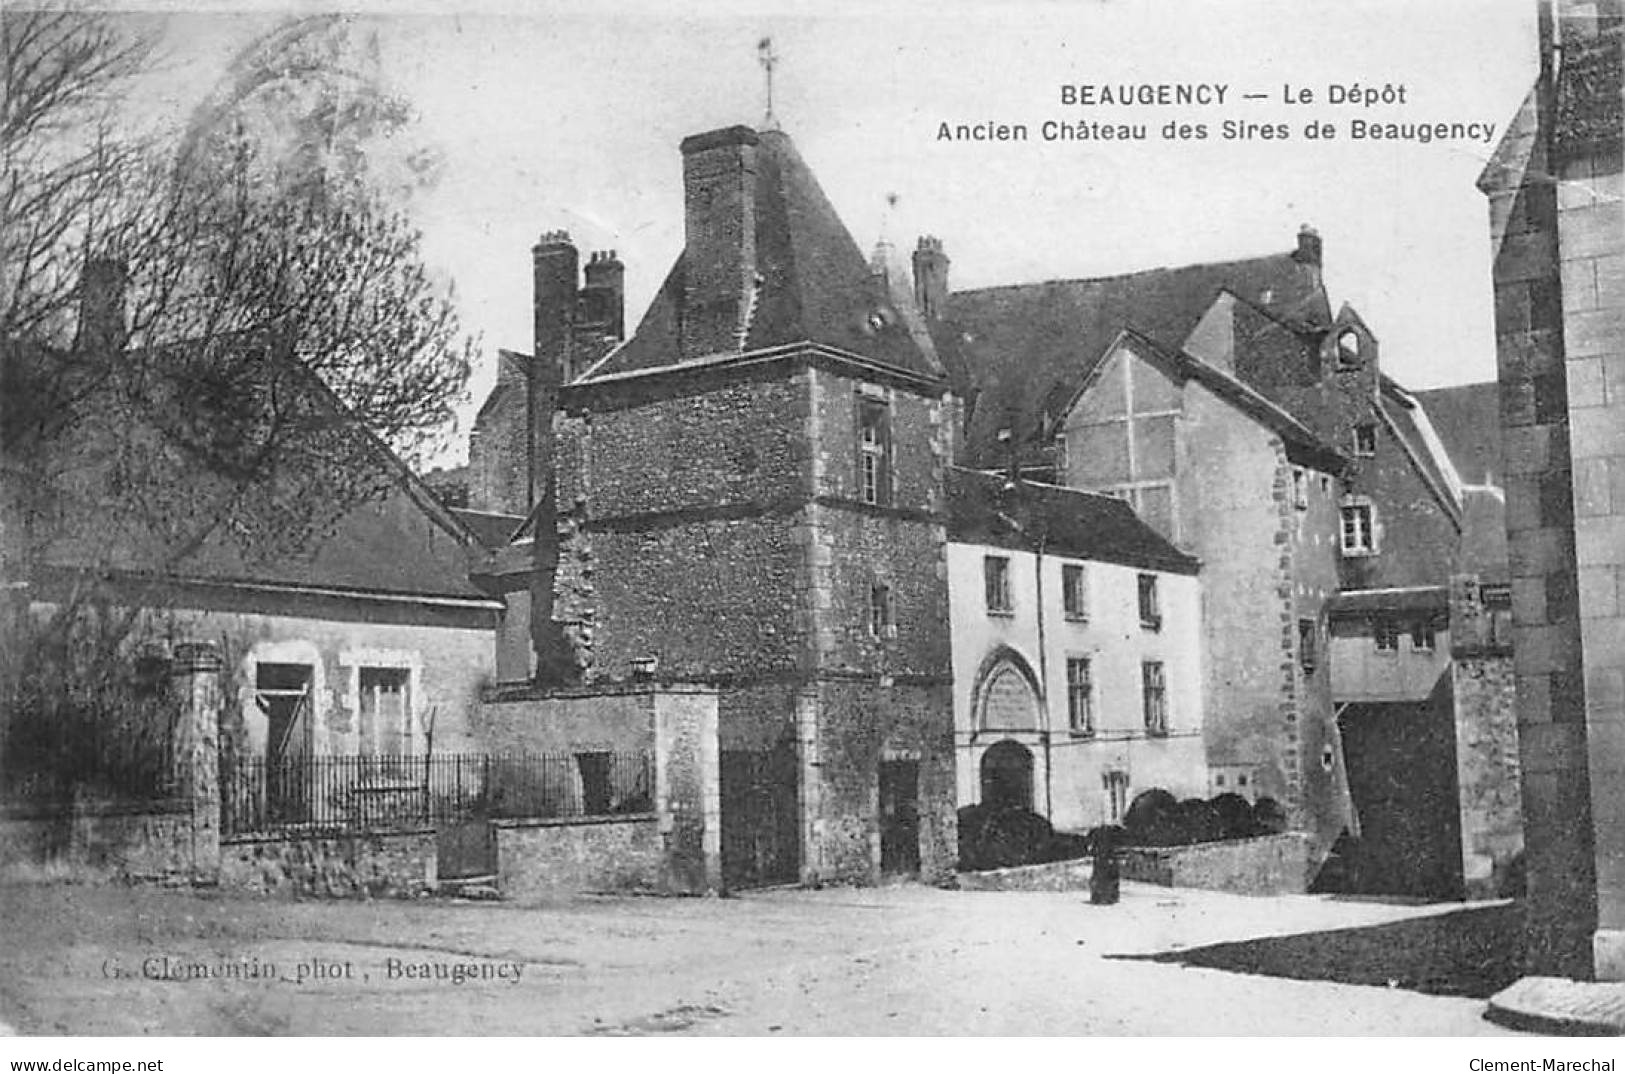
912 234 951 321
1293 224 1323 268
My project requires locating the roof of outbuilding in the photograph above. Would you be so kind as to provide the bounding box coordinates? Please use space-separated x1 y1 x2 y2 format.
947 467 1200 575
450 508 527 551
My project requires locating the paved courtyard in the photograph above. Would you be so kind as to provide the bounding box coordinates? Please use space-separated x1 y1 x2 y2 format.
0 880 1525 1036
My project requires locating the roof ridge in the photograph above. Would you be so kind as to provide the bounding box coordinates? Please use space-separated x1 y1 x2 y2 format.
950 249 1297 298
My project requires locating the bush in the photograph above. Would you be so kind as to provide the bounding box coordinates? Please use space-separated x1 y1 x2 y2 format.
1252 796 1289 835
1176 798 1224 844
1210 792 1256 839
1123 788 1181 845
957 804 1082 871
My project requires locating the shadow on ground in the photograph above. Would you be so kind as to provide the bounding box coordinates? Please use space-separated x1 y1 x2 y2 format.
1109 901 1524 999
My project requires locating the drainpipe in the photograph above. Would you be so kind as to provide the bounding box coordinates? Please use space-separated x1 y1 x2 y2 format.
1035 517 1053 823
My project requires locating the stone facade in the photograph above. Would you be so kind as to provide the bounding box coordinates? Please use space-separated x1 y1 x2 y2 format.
506 125 961 888
553 360 959 886
945 493 1206 833
1481 0 1623 978
1063 337 1352 849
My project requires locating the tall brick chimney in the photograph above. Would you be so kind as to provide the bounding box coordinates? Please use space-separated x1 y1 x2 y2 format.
528 230 577 685
679 125 759 359
913 236 950 320
533 231 579 366
580 249 626 343
1292 223 1323 269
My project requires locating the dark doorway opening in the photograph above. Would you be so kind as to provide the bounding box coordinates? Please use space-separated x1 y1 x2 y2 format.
1337 692 1464 900
979 740 1034 811
880 759 921 876
256 663 312 825
720 741 800 889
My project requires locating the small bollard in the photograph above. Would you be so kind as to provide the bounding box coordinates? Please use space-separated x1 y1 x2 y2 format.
1088 824 1124 905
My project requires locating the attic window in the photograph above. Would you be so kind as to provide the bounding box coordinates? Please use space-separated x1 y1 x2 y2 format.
1337 330 1361 367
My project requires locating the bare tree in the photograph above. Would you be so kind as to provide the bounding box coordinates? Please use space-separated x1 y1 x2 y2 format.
0 11 476 798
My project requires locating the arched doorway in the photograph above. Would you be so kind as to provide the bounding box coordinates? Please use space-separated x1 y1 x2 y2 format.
980 740 1035 811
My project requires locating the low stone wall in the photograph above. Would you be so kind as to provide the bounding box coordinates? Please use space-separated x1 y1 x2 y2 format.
1120 833 1314 896
496 815 664 900
220 830 436 898
955 857 1094 892
0 801 198 880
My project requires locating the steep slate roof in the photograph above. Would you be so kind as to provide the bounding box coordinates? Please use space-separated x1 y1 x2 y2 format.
1378 377 1465 522
943 247 1329 466
586 128 944 383
947 467 1200 575
1412 382 1503 487
1090 328 1346 474
22 343 488 602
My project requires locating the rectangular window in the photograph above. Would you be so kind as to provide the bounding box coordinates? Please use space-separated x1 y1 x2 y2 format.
1292 467 1309 509
1353 423 1377 457
1062 563 1088 620
984 555 1012 614
359 667 412 755
1484 586 1514 650
1374 619 1400 653
1103 770 1131 824
1066 657 1094 735
1340 503 1376 554
1299 617 1317 673
869 583 894 639
1410 619 1436 653
1142 661 1168 736
1137 573 1161 631
857 397 892 506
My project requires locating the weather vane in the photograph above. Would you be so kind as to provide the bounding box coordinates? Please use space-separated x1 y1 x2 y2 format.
758 36 779 128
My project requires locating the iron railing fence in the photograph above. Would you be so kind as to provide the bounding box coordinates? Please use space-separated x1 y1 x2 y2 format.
219 750 654 835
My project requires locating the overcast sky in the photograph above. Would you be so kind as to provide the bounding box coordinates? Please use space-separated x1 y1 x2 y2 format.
119 0 1539 464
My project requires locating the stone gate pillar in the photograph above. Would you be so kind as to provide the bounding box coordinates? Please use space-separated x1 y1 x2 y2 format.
653 685 720 893
170 642 222 881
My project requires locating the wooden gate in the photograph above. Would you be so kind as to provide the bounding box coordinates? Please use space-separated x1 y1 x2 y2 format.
720 744 800 889
880 760 921 876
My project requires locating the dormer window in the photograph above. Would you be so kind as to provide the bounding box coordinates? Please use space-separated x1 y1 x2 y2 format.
1337 329 1361 367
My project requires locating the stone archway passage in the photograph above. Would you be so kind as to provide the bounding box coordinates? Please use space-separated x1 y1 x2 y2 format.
980 740 1035 812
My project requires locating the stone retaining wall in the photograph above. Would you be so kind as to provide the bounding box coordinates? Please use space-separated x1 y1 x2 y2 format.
496 815 664 900
220 830 437 898
1120 833 1314 896
0 801 198 881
